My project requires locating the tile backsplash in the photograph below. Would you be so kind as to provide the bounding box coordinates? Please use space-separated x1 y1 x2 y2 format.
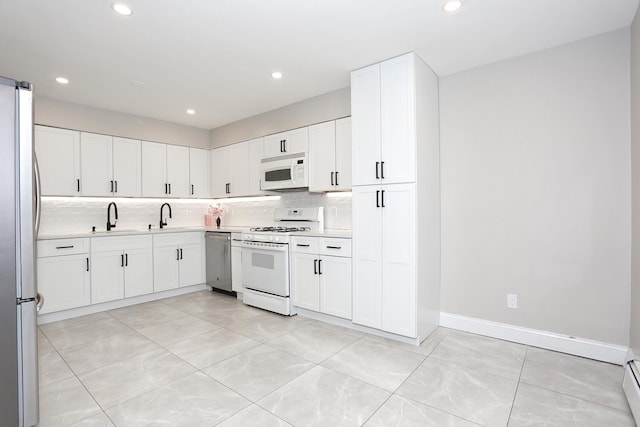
39 192 352 235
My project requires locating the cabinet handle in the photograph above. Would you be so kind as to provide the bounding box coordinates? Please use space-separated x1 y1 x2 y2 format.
125 253 128 266
121 254 124 267
375 162 380 179
168 183 171 194
376 190 380 208
165 183 168 194
296 244 310 247
77 179 80 192
381 190 385 207
86 257 89 272
180 248 183 260
381 161 385 179
176 248 180 261
314 259 318 275
114 180 118 193
191 184 194 195
318 259 322 275
55 245 74 249
283 139 287 152
110 180 114 193
335 171 339 186
331 171 334 186
325 245 342 250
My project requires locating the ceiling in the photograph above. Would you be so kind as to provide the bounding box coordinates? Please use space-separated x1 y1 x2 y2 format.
0 0 637 130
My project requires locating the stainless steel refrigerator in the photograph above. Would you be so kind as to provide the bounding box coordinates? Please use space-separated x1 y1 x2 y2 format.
0 76 40 426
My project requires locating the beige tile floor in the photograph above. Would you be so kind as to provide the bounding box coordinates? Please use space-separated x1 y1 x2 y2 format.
36 290 635 426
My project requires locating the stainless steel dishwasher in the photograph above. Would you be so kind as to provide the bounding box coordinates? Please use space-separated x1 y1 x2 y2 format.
205 231 233 293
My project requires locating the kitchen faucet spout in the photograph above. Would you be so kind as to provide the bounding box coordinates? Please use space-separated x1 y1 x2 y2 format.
107 202 118 231
160 203 172 229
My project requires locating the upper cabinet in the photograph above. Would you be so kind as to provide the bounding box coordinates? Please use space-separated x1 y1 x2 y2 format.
189 148 210 198
211 142 250 198
308 118 352 192
263 127 308 158
352 54 416 186
141 141 189 198
80 133 142 197
35 126 81 196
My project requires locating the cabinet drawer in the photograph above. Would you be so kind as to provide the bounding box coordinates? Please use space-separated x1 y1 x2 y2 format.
291 236 319 254
319 238 351 257
153 231 203 247
92 235 152 252
38 238 90 257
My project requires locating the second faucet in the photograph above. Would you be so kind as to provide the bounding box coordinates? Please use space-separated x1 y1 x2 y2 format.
160 203 172 229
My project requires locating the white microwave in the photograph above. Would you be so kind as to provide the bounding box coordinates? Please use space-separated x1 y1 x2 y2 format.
260 153 308 191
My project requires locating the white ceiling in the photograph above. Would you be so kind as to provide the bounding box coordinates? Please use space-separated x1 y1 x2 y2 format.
0 0 637 130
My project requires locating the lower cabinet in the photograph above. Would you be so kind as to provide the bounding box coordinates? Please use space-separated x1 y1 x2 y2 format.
36 238 91 314
290 236 352 320
91 235 153 304
153 232 205 292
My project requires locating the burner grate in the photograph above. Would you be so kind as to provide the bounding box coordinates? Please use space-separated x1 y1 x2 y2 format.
249 226 311 233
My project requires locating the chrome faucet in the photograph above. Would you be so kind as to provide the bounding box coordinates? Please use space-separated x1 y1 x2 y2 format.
160 203 172 229
106 202 118 231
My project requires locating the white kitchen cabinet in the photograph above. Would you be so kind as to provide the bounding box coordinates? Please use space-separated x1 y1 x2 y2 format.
351 52 440 341
352 54 416 186
34 126 81 196
211 142 250 198
231 234 244 294
153 232 204 291
142 141 190 197
36 238 90 314
263 127 308 158
90 235 153 304
189 148 210 198
309 118 352 192
80 133 142 197
290 236 352 320
248 138 264 196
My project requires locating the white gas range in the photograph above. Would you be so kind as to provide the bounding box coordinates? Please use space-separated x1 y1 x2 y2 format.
240 207 323 315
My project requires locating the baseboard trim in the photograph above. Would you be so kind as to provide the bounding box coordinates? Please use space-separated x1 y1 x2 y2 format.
440 312 627 365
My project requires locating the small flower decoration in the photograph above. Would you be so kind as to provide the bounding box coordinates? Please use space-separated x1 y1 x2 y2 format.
208 204 228 218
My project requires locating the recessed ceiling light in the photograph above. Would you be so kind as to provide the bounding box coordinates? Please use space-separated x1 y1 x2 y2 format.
271 71 283 79
186 109 196 115
112 3 133 16
443 0 462 12
55 77 69 85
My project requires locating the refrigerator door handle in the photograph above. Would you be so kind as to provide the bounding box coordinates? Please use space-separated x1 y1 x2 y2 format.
34 155 41 237
35 293 44 312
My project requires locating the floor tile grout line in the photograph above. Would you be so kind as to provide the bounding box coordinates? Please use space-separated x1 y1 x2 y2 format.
505 344 529 425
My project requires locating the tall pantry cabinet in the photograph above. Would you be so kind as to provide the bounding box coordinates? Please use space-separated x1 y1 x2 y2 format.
351 52 440 342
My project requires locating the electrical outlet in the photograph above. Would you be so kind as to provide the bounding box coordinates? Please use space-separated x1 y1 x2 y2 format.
507 294 518 309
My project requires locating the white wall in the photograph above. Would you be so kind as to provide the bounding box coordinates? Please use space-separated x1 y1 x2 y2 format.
630 7 640 356
439 29 631 345
209 87 350 148
35 97 210 149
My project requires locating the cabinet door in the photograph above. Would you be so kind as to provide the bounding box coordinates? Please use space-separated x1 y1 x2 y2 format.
247 138 264 196
35 126 81 196
351 185 383 329
124 247 153 298
291 252 319 311
80 132 113 196
166 145 190 197
351 64 381 186
189 148 210 198
334 117 352 191
380 54 416 184
153 245 180 291
381 183 416 337
320 255 352 319
91 250 125 304
231 245 243 293
179 243 204 287
113 137 142 197
281 127 308 154
211 146 231 198
142 141 167 197
229 141 250 196
308 121 336 193
37 254 90 314
263 132 285 158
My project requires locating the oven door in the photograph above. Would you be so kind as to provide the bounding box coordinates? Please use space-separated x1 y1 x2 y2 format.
241 246 289 297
